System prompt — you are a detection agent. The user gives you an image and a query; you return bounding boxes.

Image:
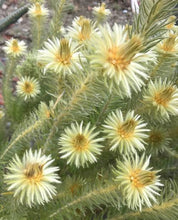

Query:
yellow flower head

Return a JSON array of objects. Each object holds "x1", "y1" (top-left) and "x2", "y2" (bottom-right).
[
  {"x1": 59, "y1": 121, "x2": 104, "y2": 168},
  {"x1": 166, "y1": 15, "x2": 176, "y2": 30},
  {"x1": 113, "y1": 154, "x2": 163, "y2": 210},
  {"x1": 157, "y1": 33, "x2": 178, "y2": 54},
  {"x1": 67, "y1": 16, "x2": 99, "y2": 44},
  {"x1": 143, "y1": 79, "x2": 178, "y2": 119},
  {"x1": 4, "y1": 149, "x2": 60, "y2": 207},
  {"x1": 28, "y1": 3, "x2": 49, "y2": 18},
  {"x1": 3, "y1": 38, "x2": 27, "y2": 57},
  {"x1": 91, "y1": 24, "x2": 153, "y2": 96},
  {"x1": 38, "y1": 38, "x2": 86, "y2": 74},
  {"x1": 16, "y1": 76, "x2": 40, "y2": 100},
  {"x1": 103, "y1": 110, "x2": 149, "y2": 154},
  {"x1": 93, "y1": 3, "x2": 111, "y2": 22},
  {"x1": 38, "y1": 102, "x2": 51, "y2": 119}
]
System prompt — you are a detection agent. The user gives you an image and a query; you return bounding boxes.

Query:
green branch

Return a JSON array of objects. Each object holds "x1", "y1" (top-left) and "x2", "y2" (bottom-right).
[
  {"x1": 164, "y1": 147, "x2": 178, "y2": 159},
  {"x1": 0, "y1": 119, "x2": 42, "y2": 161},
  {"x1": 50, "y1": 0, "x2": 66, "y2": 37},
  {"x1": 150, "y1": 54, "x2": 166, "y2": 78},
  {"x1": 43, "y1": 75, "x2": 91, "y2": 151},
  {"x1": 95, "y1": 94, "x2": 112, "y2": 126},
  {"x1": 109, "y1": 198, "x2": 178, "y2": 220},
  {"x1": 2, "y1": 58, "x2": 16, "y2": 116},
  {"x1": 49, "y1": 184, "x2": 118, "y2": 218}
]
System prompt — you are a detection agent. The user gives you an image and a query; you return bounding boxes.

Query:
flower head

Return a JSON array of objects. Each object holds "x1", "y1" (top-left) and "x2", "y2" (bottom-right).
[
  {"x1": 4, "y1": 149, "x2": 60, "y2": 207},
  {"x1": 166, "y1": 15, "x2": 176, "y2": 30},
  {"x1": 38, "y1": 38, "x2": 85, "y2": 74},
  {"x1": 59, "y1": 121, "x2": 104, "y2": 168},
  {"x1": 103, "y1": 110, "x2": 149, "y2": 154},
  {"x1": 156, "y1": 33, "x2": 178, "y2": 55},
  {"x1": 16, "y1": 76, "x2": 40, "y2": 100},
  {"x1": 143, "y1": 79, "x2": 178, "y2": 119},
  {"x1": 93, "y1": 3, "x2": 111, "y2": 22},
  {"x1": 3, "y1": 38, "x2": 27, "y2": 57},
  {"x1": 28, "y1": 3, "x2": 49, "y2": 18},
  {"x1": 146, "y1": 127, "x2": 170, "y2": 154},
  {"x1": 91, "y1": 24, "x2": 153, "y2": 96},
  {"x1": 67, "y1": 16, "x2": 99, "y2": 44},
  {"x1": 113, "y1": 154, "x2": 163, "y2": 210},
  {"x1": 38, "y1": 102, "x2": 52, "y2": 119}
]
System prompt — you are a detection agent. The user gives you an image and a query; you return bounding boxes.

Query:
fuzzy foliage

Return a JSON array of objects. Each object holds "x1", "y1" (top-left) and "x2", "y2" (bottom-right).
[{"x1": 0, "y1": 0, "x2": 178, "y2": 220}]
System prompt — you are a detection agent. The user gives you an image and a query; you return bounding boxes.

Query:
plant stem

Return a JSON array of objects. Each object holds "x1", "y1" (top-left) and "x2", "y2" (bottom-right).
[
  {"x1": 43, "y1": 75, "x2": 91, "y2": 152},
  {"x1": 2, "y1": 57, "x2": 15, "y2": 115},
  {"x1": 50, "y1": 0, "x2": 66, "y2": 37},
  {"x1": 49, "y1": 184, "x2": 117, "y2": 218},
  {"x1": 109, "y1": 198, "x2": 178, "y2": 220},
  {"x1": 164, "y1": 147, "x2": 178, "y2": 159},
  {"x1": 0, "y1": 119, "x2": 42, "y2": 161},
  {"x1": 0, "y1": 191, "x2": 13, "y2": 196},
  {"x1": 95, "y1": 94, "x2": 112, "y2": 126},
  {"x1": 150, "y1": 54, "x2": 166, "y2": 78},
  {"x1": 36, "y1": 17, "x2": 41, "y2": 49}
]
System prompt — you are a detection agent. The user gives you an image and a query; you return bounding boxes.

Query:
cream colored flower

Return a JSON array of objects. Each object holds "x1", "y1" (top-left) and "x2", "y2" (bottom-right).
[
  {"x1": 4, "y1": 149, "x2": 60, "y2": 207},
  {"x1": 67, "y1": 16, "x2": 99, "y2": 44},
  {"x1": 28, "y1": 3, "x2": 49, "y2": 18},
  {"x1": 93, "y1": 3, "x2": 111, "y2": 22},
  {"x1": 3, "y1": 38, "x2": 27, "y2": 57},
  {"x1": 59, "y1": 121, "x2": 104, "y2": 168},
  {"x1": 113, "y1": 154, "x2": 163, "y2": 210},
  {"x1": 16, "y1": 76, "x2": 40, "y2": 100},
  {"x1": 156, "y1": 33, "x2": 178, "y2": 55},
  {"x1": 38, "y1": 38, "x2": 85, "y2": 74},
  {"x1": 91, "y1": 24, "x2": 153, "y2": 96},
  {"x1": 93, "y1": 3, "x2": 111, "y2": 16},
  {"x1": 143, "y1": 79, "x2": 178, "y2": 119},
  {"x1": 103, "y1": 110, "x2": 149, "y2": 154},
  {"x1": 165, "y1": 16, "x2": 176, "y2": 30}
]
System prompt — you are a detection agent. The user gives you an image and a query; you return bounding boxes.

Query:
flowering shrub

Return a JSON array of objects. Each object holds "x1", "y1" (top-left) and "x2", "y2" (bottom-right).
[{"x1": 0, "y1": 0, "x2": 178, "y2": 219}]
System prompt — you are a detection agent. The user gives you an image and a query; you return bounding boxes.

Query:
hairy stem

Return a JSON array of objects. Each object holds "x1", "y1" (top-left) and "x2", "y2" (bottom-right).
[
  {"x1": 36, "y1": 17, "x2": 42, "y2": 49},
  {"x1": 109, "y1": 198, "x2": 178, "y2": 220},
  {"x1": 150, "y1": 54, "x2": 166, "y2": 78},
  {"x1": 0, "y1": 119, "x2": 42, "y2": 160},
  {"x1": 2, "y1": 58, "x2": 16, "y2": 115},
  {"x1": 164, "y1": 147, "x2": 178, "y2": 159},
  {"x1": 0, "y1": 191, "x2": 13, "y2": 196},
  {"x1": 95, "y1": 94, "x2": 112, "y2": 126},
  {"x1": 50, "y1": 184, "x2": 118, "y2": 218},
  {"x1": 50, "y1": 0, "x2": 66, "y2": 37},
  {"x1": 43, "y1": 75, "x2": 91, "y2": 152}
]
